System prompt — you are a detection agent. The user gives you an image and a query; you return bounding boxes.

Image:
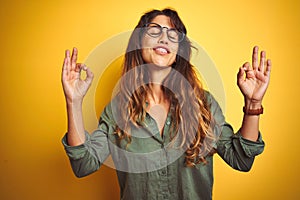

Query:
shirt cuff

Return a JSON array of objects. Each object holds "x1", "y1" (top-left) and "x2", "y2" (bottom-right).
[
  {"x1": 234, "y1": 131, "x2": 265, "y2": 158},
  {"x1": 61, "y1": 131, "x2": 91, "y2": 160}
]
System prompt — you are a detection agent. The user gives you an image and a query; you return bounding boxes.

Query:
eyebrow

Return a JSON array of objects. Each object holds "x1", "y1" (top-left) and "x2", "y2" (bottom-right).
[{"x1": 148, "y1": 22, "x2": 175, "y2": 29}]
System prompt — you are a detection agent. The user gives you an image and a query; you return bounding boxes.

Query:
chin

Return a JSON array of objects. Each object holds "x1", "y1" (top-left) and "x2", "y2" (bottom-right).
[
  {"x1": 152, "y1": 61, "x2": 173, "y2": 68},
  {"x1": 152, "y1": 57, "x2": 176, "y2": 68}
]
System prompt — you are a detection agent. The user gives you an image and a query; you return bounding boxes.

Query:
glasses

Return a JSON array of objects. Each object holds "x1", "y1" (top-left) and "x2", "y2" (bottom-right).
[{"x1": 143, "y1": 23, "x2": 185, "y2": 43}]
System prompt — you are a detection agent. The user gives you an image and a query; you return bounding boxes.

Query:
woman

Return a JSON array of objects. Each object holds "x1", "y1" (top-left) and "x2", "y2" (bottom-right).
[{"x1": 61, "y1": 8, "x2": 271, "y2": 200}]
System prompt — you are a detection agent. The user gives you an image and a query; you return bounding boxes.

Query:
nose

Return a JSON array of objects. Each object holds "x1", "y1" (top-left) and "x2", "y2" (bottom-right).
[{"x1": 158, "y1": 28, "x2": 168, "y2": 44}]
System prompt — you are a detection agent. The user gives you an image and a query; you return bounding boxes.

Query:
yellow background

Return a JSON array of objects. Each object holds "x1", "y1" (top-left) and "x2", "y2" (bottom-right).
[{"x1": 1, "y1": 0, "x2": 299, "y2": 199}]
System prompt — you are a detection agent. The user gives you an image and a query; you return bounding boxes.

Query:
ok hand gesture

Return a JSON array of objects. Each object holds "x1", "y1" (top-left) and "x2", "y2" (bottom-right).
[
  {"x1": 237, "y1": 46, "x2": 271, "y2": 105},
  {"x1": 61, "y1": 48, "x2": 94, "y2": 104}
]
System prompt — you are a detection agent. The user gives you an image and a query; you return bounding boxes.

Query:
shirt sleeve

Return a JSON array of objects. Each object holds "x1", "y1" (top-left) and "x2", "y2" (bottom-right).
[
  {"x1": 61, "y1": 105, "x2": 114, "y2": 178},
  {"x1": 207, "y1": 92, "x2": 265, "y2": 172}
]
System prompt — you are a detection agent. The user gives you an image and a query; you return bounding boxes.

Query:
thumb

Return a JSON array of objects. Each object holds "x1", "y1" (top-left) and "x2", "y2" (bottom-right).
[
  {"x1": 84, "y1": 66, "x2": 94, "y2": 86},
  {"x1": 237, "y1": 66, "x2": 245, "y2": 86}
]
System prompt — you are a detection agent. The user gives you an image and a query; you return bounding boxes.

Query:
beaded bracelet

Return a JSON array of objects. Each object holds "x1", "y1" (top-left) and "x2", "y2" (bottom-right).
[{"x1": 243, "y1": 106, "x2": 264, "y2": 115}]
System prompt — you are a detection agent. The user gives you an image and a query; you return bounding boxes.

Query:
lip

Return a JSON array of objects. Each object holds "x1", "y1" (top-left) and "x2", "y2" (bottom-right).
[{"x1": 153, "y1": 45, "x2": 171, "y2": 54}]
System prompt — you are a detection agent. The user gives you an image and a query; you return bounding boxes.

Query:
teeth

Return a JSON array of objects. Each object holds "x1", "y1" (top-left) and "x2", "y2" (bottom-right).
[{"x1": 156, "y1": 48, "x2": 167, "y2": 54}]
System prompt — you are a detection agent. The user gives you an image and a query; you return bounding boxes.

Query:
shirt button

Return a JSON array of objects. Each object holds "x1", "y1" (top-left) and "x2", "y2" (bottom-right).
[
  {"x1": 161, "y1": 169, "x2": 167, "y2": 176},
  {"x1": 166, "y1": 121, "x2": 170, "y2": 125}
]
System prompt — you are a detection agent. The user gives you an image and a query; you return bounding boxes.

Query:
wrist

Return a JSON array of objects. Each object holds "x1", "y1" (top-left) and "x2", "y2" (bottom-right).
[
  {"x1": 243, "y1": 99, "x2": 263, "y2": 115},
  {"x1": 66, "y1": 98, "x2": 83, "y2": 108},
  {"x1": 244, "y1": 99, "x2": 262, "y2": 110}
]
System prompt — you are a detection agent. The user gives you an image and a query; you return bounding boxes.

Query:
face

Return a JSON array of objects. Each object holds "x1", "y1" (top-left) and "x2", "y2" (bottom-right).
[{"x1": 141, "y1": 15, "x2": 179, "y2": 67}]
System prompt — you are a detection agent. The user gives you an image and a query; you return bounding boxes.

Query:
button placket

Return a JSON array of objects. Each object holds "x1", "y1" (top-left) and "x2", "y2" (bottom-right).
[{"x1": 161, "y1": 169, "x2": 167, "y2": 176}]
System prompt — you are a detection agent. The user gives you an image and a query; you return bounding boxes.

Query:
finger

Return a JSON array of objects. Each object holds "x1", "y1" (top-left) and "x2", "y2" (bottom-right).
[
  {"x1": 62, "y1": 50, "x2": 70, "y2": 81},
  {"x1": 252, "y1": 46, "x2": 259, "y2": 70},
  {"x1": 259, "y1": 50, "x2": 266, "y2": 72},
  {"x1": 64, "y1": 49, "x2": 70, "y2": 69},
  {"x1": 265, "y1": 59, "x2": 272, "y2": 77},
  {"x1": 237, "y1": 66, "x2": 245, "y2": 85},
  {"x1": 84, "y1": 67, "x2": 94, "y2": 86},
  {"x1": 243, "y1": 62, "x2": 256, "y2": 79},
  {"x1": 71, "y1": 47, "x2": 78, "y2": 70},
  {"x1": 65, "y1": 49, "x2": 70, "y2": 65},
  {"x1": 243, "y1": 62, "x2": 251, "y2": 72},
  {"x1": 75, "y1": 63, "x2": 84, "y2": 73},
  {"x1": 62, "y1": 57, "x2": 68, "y2": 81},
  {"x1": 65, "y1": 48, "x2": 70, "y2": 58}
]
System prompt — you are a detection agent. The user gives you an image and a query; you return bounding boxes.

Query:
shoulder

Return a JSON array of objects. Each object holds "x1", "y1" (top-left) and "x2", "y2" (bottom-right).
[
  {"x1": 203, "y1": 90, "x2": 224, "y2": 118},
  {"x1": 203, "y1": 90, "x2": 215, "y2": 105}
]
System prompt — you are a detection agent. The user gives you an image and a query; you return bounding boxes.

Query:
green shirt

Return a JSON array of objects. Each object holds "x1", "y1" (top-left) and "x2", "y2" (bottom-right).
[{"x1": 62, "y1": 92, "x2": 265, "y2": 200}]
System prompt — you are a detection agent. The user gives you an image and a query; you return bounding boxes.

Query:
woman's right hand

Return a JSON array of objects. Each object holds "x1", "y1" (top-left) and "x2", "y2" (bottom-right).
[{"x1": 61, "y1": 47, "x2": 94, "y2": 104}]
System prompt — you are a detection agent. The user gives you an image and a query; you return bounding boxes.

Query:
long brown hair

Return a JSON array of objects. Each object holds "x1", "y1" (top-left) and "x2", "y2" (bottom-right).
[{"x1": 114, "y1": 8, "x2": 216, "y2": 167}]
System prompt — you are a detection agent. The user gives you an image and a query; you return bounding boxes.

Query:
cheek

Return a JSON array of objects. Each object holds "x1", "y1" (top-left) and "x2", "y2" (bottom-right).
[
  {"x1": 141, "y1": 36, "x2": 155, "y2": 62},
  {"x1": 168, "y1": 54, "x2": 177, "y2": 66},
  {"x1": 141, "y1": 48, "x2": 150, "y2": 62},
  {"x1": 141, "y1": 35, "x2": 154, "y2": 49},
  {"x1": 170, "y1": 44, "x2": 179, "y2": 55},
  {"x1": 170, "y1": 45, "x2": 179, "y2": 62}
]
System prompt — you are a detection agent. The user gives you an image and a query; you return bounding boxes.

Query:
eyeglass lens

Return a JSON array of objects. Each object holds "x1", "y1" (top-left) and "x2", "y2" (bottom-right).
[{"x1": 145, "y1": 23, "x2": 183, "y2": 43}]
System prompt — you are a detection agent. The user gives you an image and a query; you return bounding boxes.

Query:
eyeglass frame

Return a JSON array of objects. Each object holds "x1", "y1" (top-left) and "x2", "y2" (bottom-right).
[{"x1": 143, "y1": 23, "x2": 185, "y2": 43}]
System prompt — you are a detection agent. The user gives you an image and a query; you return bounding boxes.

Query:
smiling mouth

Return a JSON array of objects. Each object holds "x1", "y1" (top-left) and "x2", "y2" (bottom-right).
[{"x1": 153, "y1": 47, "x2": 170, "y2": 55}]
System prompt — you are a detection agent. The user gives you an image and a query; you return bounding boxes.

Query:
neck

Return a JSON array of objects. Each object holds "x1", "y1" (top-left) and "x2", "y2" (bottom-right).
[
  {"x1": 147, "y1": 64, "x2": 171, "y2": 83},
  {"x1": 146, "y1": 64, "x2": 171, "y2": 104},
  {"x1": 148, "y1": 84, "x2": 165, "y2": 104}
]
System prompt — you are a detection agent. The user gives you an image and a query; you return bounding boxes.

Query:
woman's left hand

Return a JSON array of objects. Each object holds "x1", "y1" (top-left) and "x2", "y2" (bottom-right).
[{"x1": 237, "y1": 46, "x2": 271, "y2": 105}]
